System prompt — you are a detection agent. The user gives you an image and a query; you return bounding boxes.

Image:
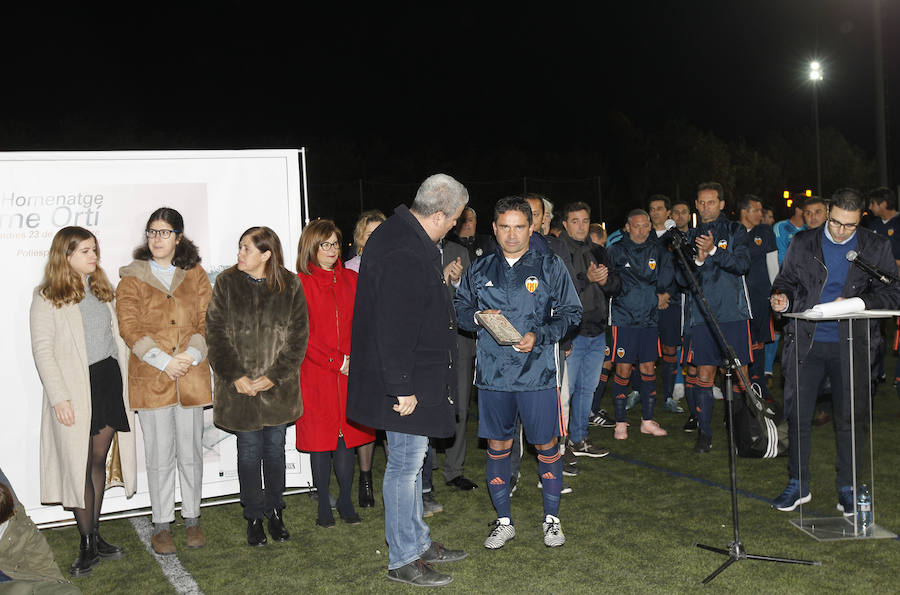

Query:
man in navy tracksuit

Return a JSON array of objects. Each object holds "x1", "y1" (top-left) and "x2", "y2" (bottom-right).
[
  {"x1": 770, "y1": 188, "x2": 900, "y2": 513},
  {"x1": 607, "y1": 209, "x2": 674, "y2": 439},
  {"x1": 681, "y1": 182, "x2": 752, "y2": 453},
  {"x1": 454, "y1": 197, "x2": 581, "y2": 550},
  {"x1": 737, "y1": 194, "x2": 778, "y2": 398}
]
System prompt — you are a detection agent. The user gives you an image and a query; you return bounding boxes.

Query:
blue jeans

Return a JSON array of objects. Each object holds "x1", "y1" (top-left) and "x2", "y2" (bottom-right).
[
  {"x1": 384, "y1": 431, "x2": 430, "y2": 570},
  {"x1": 567, "y1": 334, "x2": 607, "y2": 443},
  {"x1": 235, "y1": 424, "x2": 287, "y2": 520}
]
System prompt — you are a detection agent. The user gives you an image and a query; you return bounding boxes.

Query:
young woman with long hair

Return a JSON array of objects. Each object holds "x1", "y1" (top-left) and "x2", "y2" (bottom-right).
[{"x1": 30, "y1": 226, "x2": 135, "y2": 577}]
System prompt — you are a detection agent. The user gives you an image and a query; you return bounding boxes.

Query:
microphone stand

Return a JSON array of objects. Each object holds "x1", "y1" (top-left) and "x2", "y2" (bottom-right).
[{"x1": 666, "y1": 230, "x2": 820, "y2": 584}]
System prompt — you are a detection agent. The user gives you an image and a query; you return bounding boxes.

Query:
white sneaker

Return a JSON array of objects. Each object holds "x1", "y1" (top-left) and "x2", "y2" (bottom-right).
[
  {"x1": 543, "y1": 515, "x2": 565, "y2": 547},
  {"x1": 713, "y1": 386, "x2": 723, "y2": 400},
  {"x1": 484, "y1": 519, "x2": 516, "y2": 549},
  {"x1": 673, "y1": 383, "x2": 685, "y2": 400}
]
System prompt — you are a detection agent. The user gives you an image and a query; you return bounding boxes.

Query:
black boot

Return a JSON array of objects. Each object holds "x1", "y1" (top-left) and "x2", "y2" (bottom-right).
[
  {"x1": 247, "y1": 518, "x2": 267, "y2": 547},
  {"x1": 70, "y1": 534, "x2": 100, "y2": 577},
  {"x1": 267, "y1": 509, "x2": 290, "y2": 542},
  {"x1": 94, "y1": 529, "x2": 125, "y2": 560},
  {"x1": 358, "y1": 470, "x2": 375, "y2": 508}
]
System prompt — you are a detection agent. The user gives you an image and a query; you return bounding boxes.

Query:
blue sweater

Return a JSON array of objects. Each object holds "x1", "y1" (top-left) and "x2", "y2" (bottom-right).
[{"x1": 816, "y1": 227, "x2": 858, "y2": 342}]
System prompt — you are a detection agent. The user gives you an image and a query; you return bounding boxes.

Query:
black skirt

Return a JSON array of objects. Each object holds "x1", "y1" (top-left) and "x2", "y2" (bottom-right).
[{"x1": 89, "y1": 356, "x2": 130, "y2": 436}]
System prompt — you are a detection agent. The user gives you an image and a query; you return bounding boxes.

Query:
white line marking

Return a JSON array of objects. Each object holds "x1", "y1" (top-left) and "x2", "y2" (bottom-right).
[{"x1": 130, "y1": 517, "x2": 204, "y2": 595}]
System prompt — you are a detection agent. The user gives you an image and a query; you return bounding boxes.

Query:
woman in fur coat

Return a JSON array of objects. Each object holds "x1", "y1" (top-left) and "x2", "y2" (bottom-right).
[{"x1": 206, "y1": 226, "x2": 309, "y2": 547}]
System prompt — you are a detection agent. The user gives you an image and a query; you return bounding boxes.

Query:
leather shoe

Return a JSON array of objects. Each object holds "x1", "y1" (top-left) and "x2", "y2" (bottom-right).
[
  {"x1": 247, "y1": 518, "x2": 267, "y2": 546},
  {"x1": 340, "y1": 512, "x2": 362, "y2": 525},
  {"x1": 315, "y1": 517, "x2": 336, "y2": 528},
  {"x1": 420, "y1": 541, "x2": 467, "y2": 563},
  {"x1": 267, "y1": 509, "x2": 290, "y2": 542},
  {"x1": 185, "y1": 525, "x2": 206, "y2": 548},
  {"x1": 358, "y1": 470, "x2": 375, "y2": 508},
  {"x1": 93, "y1": 529, "x2": 124, "y2": 559},
  {"x1": 387, "y1": 559, "x2": 452, "y2": 587},
  {"x1": 70, "y1": 534, "x2": 100, "y2": 577},
  {"x1": 445, "y1": 475, "x2": 478, "y2": 491},
  {"x1": 151, "y1": 529, "x2": 176, "y2": 556}
]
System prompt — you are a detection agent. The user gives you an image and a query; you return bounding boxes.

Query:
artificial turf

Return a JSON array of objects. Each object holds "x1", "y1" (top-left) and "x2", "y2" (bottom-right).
[{"x1": 41, "y1": 368, "x2": 900, "y2": 594}]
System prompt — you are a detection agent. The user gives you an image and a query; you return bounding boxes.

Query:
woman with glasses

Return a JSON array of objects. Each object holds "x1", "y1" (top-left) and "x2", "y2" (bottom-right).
[
  {"x1": 295, "y1": 220, "x2": 374, "y2": 527},
  {"x1": 116, "y1": 208, "x2": 212, "y2": 555},
  {"x1": 30, "y1": 226, "x2": 136, "y2": 576},
  {"x1": 206, "y1": 227, "x2": 309, "y2": 546}
]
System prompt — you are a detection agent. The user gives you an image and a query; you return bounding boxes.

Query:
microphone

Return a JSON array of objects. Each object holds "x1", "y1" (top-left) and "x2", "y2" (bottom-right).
[
  {"x1": 846, "y1": 250, "x2": 895, "y2": 286},
  {"x1": 663, "y1": 219, "x2": 690, "y2": 247}
]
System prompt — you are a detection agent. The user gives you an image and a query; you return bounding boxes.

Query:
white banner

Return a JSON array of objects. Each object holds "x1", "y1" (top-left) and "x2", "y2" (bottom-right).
[{"x1": 0, "y1": 150, "x2": 313, "y2": 525}]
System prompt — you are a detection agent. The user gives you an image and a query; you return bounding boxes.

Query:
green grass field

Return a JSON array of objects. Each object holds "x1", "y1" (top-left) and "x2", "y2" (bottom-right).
[{"x1": 41, "y1": 371, "x2": 900, "y2": 594}]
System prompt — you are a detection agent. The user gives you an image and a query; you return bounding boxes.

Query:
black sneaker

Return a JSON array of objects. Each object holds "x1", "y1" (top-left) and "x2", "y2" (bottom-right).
[
  {"x1": 683, "y1": 415, "x2": 698, "y2": 433},
  {"x1": 562, "y1": 448, "x2": 578, "y2": 476},
  {"x1": 693, "y1": 432, "x2": 712, "y2": 454},
  {"x1": 567, "y1": 439, "x2": 610, "y2": 458},
  {"x1": 589, "y1": 409, "x2": 616, "y2": 428}
]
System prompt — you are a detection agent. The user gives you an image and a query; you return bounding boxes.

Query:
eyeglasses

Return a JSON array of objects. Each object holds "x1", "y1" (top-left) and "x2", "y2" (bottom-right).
[
  {"x1": 319, "y1": 241, "x2": 340, "y2": 251},
  {"x1": 146, "y1": 229, "x2": 178, "y2": 239},
  {"x1": 827, "y1": 218, "x2": 859, "y2": 231}
]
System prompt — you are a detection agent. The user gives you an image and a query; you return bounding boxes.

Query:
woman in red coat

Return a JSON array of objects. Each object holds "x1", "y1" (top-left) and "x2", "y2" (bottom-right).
[{"x1": 296, "y1": 220, "x2": 375, "y2": 527}]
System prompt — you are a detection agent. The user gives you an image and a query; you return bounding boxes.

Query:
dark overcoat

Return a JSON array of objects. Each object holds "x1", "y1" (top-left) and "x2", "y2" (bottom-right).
[
  {"x1": 207, "y1": 266, "x2": 309, "y2": 433},
  {"x1": 346, "y1": 205, "x2": 458, "y2": 438}
]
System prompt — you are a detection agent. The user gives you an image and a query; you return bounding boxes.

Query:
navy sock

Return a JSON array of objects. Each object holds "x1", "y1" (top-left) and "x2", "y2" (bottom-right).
[
  {"x1": 613, "y1": 374, "x2": 630, "y2": 422},
  {"x1": 486, "y1": 448, "x2": 512, "y2": 520},
  {"x1": 661, "y1": 354, "x2": 678, "y2": 400},
  {"x1": 685, "y1": 371, "x2": 697, "y2": 417},
  {"x1": 640, "y1": 372, "x2": 657, "y2": 420},
  {"x1": 536, "y1": 445, "x2": 562, "y2": 518},
  {"x1": 592, "y1": 367, "x2": 611, "y2": 413},
  {"x1": 695, "y1": 381, "x2": 714, "y2": 436}
]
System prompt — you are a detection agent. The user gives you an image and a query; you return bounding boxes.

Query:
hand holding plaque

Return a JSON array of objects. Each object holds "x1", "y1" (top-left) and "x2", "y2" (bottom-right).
[{"x1": 475, "y1": 310, "x2": 524, "y2": 346}]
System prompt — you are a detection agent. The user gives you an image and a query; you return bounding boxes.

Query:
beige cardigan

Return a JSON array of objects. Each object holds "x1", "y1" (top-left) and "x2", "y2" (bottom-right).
[{"x1": 29, "y1": 289, "x2": 136, "y2": 508}]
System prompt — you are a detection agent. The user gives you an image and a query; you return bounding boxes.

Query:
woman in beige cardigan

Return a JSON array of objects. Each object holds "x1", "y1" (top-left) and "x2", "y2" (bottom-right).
[{"x1": 29, "y1": 226, "x2": 136, "y2": 578}]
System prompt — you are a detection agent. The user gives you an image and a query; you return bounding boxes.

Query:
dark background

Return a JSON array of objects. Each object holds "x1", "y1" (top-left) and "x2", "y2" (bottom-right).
[{"x1": 1, "y1": 1, "x2": 896, "y2": 235}]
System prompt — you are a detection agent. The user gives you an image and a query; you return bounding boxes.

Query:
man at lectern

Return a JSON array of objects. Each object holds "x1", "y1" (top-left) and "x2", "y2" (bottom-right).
[{"x1": 769, "y1": 188, "x2": 900, "y2": 514}]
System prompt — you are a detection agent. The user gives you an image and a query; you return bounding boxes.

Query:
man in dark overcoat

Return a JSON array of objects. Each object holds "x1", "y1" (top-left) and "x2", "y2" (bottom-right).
[{"x1": 347, "y1": 173, "x2": 469, "y2": 587}]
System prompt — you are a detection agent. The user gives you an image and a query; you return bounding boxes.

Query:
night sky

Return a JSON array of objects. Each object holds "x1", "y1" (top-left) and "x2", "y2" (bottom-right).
[{"x1": 2, "y1": 1, "x2": 897, "y2": 214}]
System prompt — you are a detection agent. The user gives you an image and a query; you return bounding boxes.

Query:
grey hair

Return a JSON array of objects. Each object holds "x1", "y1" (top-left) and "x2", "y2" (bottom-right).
[
  {"x1": 542, "y1": 198, "x2": 554, "y2": 219},
  {"x1": 627, "y1": 208, "x2": 650, "y2": 222},
  {"x1": 411, "y1": 174, "x2": 469, "y2": 217}
]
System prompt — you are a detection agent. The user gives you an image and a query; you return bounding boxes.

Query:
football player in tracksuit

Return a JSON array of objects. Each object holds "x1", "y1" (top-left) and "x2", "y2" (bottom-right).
[
  {"x1": 607, "y1": 209, "x2": 674, "y2": 439},
  {"x1": 454, "y1": 197, "x2": 582, "y2": 550},
  {"x1": 680, "y1": 182, "x2": 752, "y2": 454}
]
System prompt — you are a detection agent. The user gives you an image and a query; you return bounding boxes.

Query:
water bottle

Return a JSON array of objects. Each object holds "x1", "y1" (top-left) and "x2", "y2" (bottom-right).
[{"x1": 856, "y1": 484, "x2": 872, "y2": 535}]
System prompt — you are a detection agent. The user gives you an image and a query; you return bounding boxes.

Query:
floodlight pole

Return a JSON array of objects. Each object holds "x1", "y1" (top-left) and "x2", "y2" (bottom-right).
[{"x1": 810, "y1": 61, "x2": 823, "y2": 196}]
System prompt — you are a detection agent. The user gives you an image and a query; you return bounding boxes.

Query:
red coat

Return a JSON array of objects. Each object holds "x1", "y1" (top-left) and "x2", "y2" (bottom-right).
[{"x1": 296, "y1": 261, "x2": 375, "y2": 451}]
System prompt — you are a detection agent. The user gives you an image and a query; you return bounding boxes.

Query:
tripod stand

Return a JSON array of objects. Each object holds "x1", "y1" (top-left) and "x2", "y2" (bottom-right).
[{"x1": 666, "y1": 227, "x2": 820, "y2": 584}]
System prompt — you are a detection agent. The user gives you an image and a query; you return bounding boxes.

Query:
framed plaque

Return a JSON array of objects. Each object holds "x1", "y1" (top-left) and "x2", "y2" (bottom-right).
[{"x1": 475, "y1": 311, "x2": 523, "y2": 346}]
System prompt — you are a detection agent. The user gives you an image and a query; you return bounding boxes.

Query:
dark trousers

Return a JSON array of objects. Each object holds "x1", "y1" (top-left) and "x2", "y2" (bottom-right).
[
  {"x1": 786, "y1": 341, "x2": 867, "y2": 492},
  {"x1": 442, "y1": 334, "x2": 476, "y2": 482},
  {"x1": 236, "y1": 424, "x2": 287, "y2": 519}
]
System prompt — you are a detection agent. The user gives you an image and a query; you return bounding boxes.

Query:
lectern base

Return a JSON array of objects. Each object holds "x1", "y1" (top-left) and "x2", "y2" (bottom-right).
[{"x1": 790, "y1": 516, "x2": 897, "y2": 541}]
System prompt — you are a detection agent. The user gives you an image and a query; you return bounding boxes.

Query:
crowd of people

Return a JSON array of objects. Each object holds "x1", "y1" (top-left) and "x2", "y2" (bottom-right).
[{"x1": 18, "y1": 173, "x2": 900, "y2": 588}]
